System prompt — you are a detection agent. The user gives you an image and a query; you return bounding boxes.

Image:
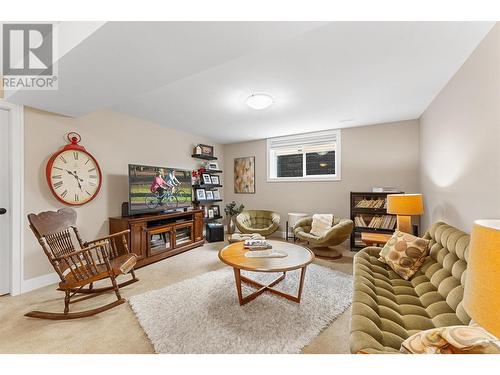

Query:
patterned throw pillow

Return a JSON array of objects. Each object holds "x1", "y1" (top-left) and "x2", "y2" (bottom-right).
[
  {"x1": 400, "y1": 325, "x2": 500, "y2": 354},
  {"x1": 378, "y1": 230, "x2": 430, "y2": 280}
]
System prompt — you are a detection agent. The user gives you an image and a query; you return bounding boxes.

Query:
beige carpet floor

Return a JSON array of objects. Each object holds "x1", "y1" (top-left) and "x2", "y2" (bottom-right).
[{"x1": 0, "y1": 240, "x2": 354, "y2": 354}]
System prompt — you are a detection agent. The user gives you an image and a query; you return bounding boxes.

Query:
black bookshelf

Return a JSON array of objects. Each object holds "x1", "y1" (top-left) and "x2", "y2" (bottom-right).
[{"x1": 350, "y1": 191, "x2": 403, "y2": 250}]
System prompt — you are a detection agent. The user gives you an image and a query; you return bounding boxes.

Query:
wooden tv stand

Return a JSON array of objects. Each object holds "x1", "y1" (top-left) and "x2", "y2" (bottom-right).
[{"x1": 109, "y1": 209, "x2": 204, "y2": 268}]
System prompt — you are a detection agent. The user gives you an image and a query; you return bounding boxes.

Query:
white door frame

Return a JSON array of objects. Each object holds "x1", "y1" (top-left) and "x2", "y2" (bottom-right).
[{"x1": 0, "y1": 100, "x2": 24, "y2": 296}]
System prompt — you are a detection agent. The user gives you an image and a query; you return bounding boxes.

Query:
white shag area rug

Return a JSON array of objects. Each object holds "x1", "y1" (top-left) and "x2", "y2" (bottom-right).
[{"x1": 129, "y1": 264, "x2": 353, "y2": 353}]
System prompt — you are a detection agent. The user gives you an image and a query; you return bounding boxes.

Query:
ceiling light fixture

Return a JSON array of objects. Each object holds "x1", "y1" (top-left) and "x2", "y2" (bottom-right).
[{"x1": 246, "y1": 93, "x2": 274, "y2": 110}]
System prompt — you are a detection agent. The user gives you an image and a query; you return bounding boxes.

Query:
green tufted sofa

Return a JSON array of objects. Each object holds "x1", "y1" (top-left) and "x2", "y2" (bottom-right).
[
  {"x1": 235, "y1": 210, "x2": 281, "y2": 237},
  {"x1": 350, "y1": 222, "x2": 471, "y2": 353}
]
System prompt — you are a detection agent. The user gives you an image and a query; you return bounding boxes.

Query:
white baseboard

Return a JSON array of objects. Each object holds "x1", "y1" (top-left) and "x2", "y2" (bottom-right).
[{"x1": 21, "y1": 272, "x2": 59, "y2": 294}]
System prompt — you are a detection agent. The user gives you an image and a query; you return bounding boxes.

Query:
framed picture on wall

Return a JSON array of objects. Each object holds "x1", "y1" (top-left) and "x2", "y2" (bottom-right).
[
  {"x1": 234, "y1": 156, "x2": 255, "y2": 194},
  {"x1": 213, "y1": 189, "x2": 221, "y2": 199},
  {"x1": 202, "y1": 173, "x2": 212, "y2": 185},
  {"x1": 206, "y1": 162, "x2": 219, "y2": 170},
  {"x1": 210, "y1": 175, "x2": 220, "y2": 185},
  {"x1": 212, "y1": 205, "x2": 220, "y2": 217},
  {"x1": 208, "y1": 209, "x2": 214, "y2": 218},
  {"x1": 196, "y1": 189, "x2": 206, "y2": 200},
  {"x1": 200, "y1": 144, "x2": 214, "y2": 157},
  {"x1": 206, "y1": 190, "x2": 214, "y2": 200}
]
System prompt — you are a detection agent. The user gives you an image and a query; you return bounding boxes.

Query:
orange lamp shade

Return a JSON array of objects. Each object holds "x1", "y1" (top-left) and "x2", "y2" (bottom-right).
[
  {"x1": 386, "y1": 194, "x2": 424, "y2": 215},
  {"x1": 463, "y1": 220, "x2": 500, "y2": 337}
]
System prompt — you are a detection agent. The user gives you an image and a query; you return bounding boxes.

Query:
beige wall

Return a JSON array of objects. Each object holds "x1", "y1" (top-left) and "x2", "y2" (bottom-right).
[
  {"x1": 23, "y1": 24, "x2": 499, "y2": 282},
  {"x1": 24, "y1": 107, "x2": 223, "y2": 280},
  {"x1": 223, "y1": 120, "x2": 420, "y2": 235},
  {"x1": 420, "y1": 24, "x2": 500, "y2": 232}
]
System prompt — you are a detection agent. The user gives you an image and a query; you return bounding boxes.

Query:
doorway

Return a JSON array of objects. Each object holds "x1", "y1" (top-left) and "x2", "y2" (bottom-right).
[
  {"x1": 0, "y1": 108, "x2": 10, "y2": 295},
  {"x1": 0, "y1": 101, "x2": 23, "y2": 296}
]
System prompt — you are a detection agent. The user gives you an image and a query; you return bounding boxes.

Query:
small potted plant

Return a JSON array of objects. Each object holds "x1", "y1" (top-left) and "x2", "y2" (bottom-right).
[{"x1": 224, "y1": 201, "x2": 244, "y2": 234}]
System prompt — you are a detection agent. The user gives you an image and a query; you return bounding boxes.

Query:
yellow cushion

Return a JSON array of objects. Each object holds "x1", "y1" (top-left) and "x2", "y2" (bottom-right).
[
  {"x1": 401, "y1": 324, "x2": 500, "y2": 354},
  {"x1": 118, "y1": 254, "x2": 137, "y2": 274},
  {"x1": 379, "y1": 231, "x2": 430, "y2": 280}
]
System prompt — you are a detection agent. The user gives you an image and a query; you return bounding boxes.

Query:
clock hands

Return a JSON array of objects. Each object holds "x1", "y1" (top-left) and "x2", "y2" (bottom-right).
[
  {"x1": 66, "y1": 169, "x2": 84, "y2": 191},
  {"x1": 65, "y1": 169, "x2": 84, "y2": 181}
]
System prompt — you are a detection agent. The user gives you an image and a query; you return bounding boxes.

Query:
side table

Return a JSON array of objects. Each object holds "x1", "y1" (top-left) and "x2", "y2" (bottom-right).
[
  {"x1": 361, "y1": 232, "x2": 392, "y2": 247},
  {"x1": 286, "y1": 212, "x2": 309, "y2": 242}
]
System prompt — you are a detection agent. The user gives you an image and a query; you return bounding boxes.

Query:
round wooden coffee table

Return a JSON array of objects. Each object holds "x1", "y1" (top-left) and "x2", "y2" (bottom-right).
[{"x1": 218, "y1": 240, "x2": 314, "y2": 305}]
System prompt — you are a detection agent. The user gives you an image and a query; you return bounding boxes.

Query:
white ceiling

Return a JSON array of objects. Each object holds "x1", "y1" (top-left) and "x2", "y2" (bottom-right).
[{"x1": 7, "y1": 21, "x2": 495, "y2": 144}]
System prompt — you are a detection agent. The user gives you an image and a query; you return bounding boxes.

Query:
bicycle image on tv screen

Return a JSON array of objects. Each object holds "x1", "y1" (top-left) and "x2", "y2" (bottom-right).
[{"x1": 128, "y1": 165, "x2": 192, "y2": 213}]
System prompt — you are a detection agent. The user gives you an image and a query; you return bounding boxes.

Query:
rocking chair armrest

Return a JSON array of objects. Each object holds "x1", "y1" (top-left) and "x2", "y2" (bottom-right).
[
  {"x1": 54, "y1": 243, "x2": 110, "y2": 263},
  {"x1": 84, "y1": 230, "x2": 131, "y2": 250}
]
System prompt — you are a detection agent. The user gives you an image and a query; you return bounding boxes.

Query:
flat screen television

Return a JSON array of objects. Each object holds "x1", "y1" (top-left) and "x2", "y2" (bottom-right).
[{"x1": 128, "y1": 164, "x2": 193, "y2": 215}]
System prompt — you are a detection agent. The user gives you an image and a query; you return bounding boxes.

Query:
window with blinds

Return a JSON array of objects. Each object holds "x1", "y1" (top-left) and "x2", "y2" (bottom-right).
[{"x1": 266, "y1": 129, "x2": 341, "y2": 181}]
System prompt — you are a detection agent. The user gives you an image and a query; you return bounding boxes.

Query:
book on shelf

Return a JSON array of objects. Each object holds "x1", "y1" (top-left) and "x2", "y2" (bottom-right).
[
  {"x1": 355, "y1": 214, "x2": 396, "y2": 230},
  {"x1": 354, "y1": 215, "x2": 367, "y2": 227},
  {"x1": 355, "y1": 198, "x2": 386, "y2": 209}
]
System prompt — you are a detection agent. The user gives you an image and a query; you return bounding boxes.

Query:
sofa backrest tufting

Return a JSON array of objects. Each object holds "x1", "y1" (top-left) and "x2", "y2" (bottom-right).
[{"x1": 422, "y1": 222, "x2": 471, "y2": 324}]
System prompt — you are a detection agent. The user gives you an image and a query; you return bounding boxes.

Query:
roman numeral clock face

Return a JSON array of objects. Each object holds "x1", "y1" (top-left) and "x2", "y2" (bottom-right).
[{"x1": 48, "y1": 149, "x2": 101, "y2": 205}]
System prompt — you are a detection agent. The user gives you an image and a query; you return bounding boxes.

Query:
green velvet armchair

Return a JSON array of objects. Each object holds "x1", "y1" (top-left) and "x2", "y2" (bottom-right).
[
  {"x1": 235, "y1": 210, "x2": 281, "y2": 237},
  {"x1": 293, "y1": 216, "x2": 353, "y2": 258}
]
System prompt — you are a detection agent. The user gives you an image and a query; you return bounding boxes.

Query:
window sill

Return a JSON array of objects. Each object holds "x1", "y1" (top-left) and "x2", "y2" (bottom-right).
[{"x1": 267, "y1": 176, "x2": 341, "y2": 183}]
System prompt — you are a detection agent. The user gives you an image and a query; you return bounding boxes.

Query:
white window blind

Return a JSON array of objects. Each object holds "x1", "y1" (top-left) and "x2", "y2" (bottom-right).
[{"x1": 267, "y1": 129, "x2": 341, "y2": 182}]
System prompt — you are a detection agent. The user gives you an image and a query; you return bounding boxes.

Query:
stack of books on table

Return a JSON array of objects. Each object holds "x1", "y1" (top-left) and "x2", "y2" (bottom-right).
[{"x1": 244, "y1": 239, "x2": 272, "y2": 250}]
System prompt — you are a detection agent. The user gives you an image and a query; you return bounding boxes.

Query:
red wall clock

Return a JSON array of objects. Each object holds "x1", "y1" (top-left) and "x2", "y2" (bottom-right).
[{"x1": 46, "y1": 132, "x2": 102, "y2": 206}]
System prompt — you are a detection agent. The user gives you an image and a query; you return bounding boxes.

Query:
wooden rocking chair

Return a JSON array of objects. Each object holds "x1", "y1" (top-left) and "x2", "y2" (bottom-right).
[{"x1": 27, "y1": 208, "x2": 139, "y2": 320}]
